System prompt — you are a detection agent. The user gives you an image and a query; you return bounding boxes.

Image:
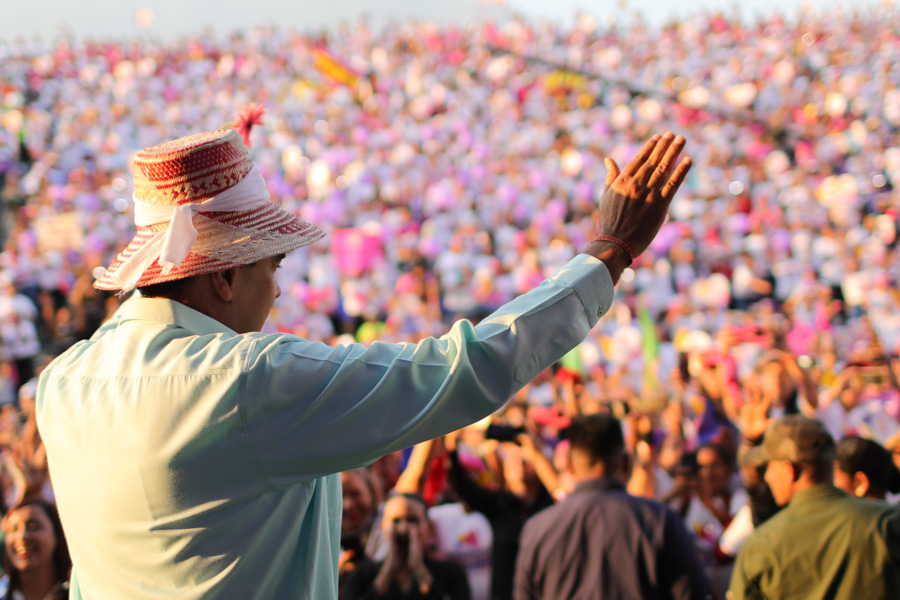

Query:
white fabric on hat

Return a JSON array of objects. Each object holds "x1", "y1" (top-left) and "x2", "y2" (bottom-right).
[{"x1": 111, "y1": 164, "x2": 270, "y2": 291}]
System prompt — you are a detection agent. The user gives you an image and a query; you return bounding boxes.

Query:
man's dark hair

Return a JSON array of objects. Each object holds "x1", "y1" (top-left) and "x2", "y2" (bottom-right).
[
  {"x1": 136, "y1": 261, "x2": 262, "y2": 299},
  {"x1": 136, "y1": 277, "x2": 194, "y2": 299},
  {"x1": 804, "y1": 457, "x2": 836, "y2": 483},
  {"x1": 764, "y1": 415, "x2": 836, "y2": 482},
  {"x1": 836, "y1": 436, "x2": 900, "y2": 494},
  {"x1": 565, "y1": 413, "x2": 625, "y2": 465}
]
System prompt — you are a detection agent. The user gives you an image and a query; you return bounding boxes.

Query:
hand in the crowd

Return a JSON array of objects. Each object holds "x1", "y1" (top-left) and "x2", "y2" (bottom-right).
[
  {"x1": 584, "y1": 133, "x2": 691, "y2": 275},
  {"x1": 338, "y1": 548, "x2": 357, "y2": 579},
  {"x1": 818, "y1": 365, "x2": 859, "y2": 410},
  {"x1": 664, "y1": 466, "x2": 698, "y2": 504},
  {"x1": 405, "y1": 522, "x2": 426, "y2": 572},
  {"x1": 378, "y1": 520, "x2": 432, "y2": 593},
  {"x1": 379, "y1": 521, "x2": 407, "y2": 579},
  {"x1": 375, "y1": 522, "x2": 403, "y2": 594},
  {"x1": 740, "y1": 379, "x2": 773, "y2": 441},
  {"x1": 834, "y1": 365, "x2": 861, "y2": 392},
  {"x1": 634, "y1": 439, "x2": 654, "y2": 468},
  {"x1": 1, "y1": 438, "x2": 48, "y2": 506},
  {"x1": 407, "y1": 522, "x2": 434, "y2": 594},
  {"x1": 443, "y1": 428, "x2": 462, "y2": 453},
  {"x1": 517, "y1": 414, "x2": 546, "y2": 456},
  {"x1": 13, "y1": 439, "x2": 48, "y2": 499},
  {"x1": 516, "y1": 431, "x2": 539, "y2": 463},
  {"x1": 0, "y1": 413, "x2": 16, "y2": 449}
]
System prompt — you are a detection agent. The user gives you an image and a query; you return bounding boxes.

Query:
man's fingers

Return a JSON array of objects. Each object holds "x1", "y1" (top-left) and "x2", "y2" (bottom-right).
[
  {"x1": 621, "y1": 134, "x2": 661, "y2": 177},
  {"x1": 661, "y1": 157, "x2": 693, "y2": 201},
  {"x1": 634, "y1": 132, "x2": 675, "y2": 187},
  {"x1": 604, "y1": 157, "x2": 621, "y2": 187},
  {"x1": 647, "y1": 136, "x2": 685, "y2": 189}
]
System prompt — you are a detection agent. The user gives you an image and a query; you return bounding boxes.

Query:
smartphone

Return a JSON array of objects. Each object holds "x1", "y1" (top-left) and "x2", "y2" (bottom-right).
[{"x1": 485, "y1": 424, "x2": 526, "y2": 443}]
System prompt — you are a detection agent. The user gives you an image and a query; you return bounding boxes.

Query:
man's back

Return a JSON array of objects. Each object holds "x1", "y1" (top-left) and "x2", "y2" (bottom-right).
[
  {"x1": 514, "y1": 478, "x2": 710, "y2": 600},
  {"x1": 40, "y1": 255, "x2": 614, "y2": 599},
  {"x1": 38, "y1": 298, "x2": 348, "y2": 599},
  {"x1": 730, "y1": 483, "x2": 900, "y2": 600}
]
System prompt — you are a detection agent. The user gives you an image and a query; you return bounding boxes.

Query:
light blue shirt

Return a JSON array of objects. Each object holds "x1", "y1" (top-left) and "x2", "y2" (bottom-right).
[{"x1": 37, "y1": 254, "x2": 613, "y2": 599}]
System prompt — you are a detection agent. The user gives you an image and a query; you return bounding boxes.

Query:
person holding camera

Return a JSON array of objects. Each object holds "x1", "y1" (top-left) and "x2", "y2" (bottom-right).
[
  {"x1": 340, "y1": 493, "x2": 470, "y2": 600},
  {"x1": 443, "y1": 427, "x2": 553, "y2": 600}
]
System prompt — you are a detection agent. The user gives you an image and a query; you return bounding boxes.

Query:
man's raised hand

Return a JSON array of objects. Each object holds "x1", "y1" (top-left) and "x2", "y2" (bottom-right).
[{"x1": 585, "y1": 133, "x2": 691, "y2": 280}]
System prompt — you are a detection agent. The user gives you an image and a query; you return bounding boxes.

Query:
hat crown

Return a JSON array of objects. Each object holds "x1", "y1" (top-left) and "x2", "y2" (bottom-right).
[
  {"x1": 133, "y1": 129, "x2": 252, "y2": 206},
  {"x1": 764, "y1": 415, "x2": 834, "y2": 463},
  {"x1": 95, "y1": 127, "x2": 326, "y2": 292}
]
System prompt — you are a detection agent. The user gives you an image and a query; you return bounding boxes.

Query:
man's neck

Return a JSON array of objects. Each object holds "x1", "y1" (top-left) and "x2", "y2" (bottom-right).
[
  {"x1": 788, "y1": 477, "x2": 832, "y2": 503},
  {"x1": 573, "y1": 459, "x2": 620, "y2": 483},
  {"x1": 574, "y1": 471, "x2": 621, "y2": 485}
]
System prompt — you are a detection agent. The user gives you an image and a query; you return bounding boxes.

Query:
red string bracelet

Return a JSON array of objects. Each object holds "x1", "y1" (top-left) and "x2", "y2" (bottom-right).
[{"x1": 591, "y1": 234, "x2": 634, "y2": 265}]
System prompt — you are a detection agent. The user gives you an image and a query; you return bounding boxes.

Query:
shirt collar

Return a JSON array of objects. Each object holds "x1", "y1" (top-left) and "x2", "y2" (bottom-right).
[
  {"x1": 789, "y1": 482, "x2": 845, "y2": 505},
  {"x1": 117, "y1": 296, "x2": 238, "y2": 337},
  {"x1": 572, "y1": 476, "x2": 626, "y2": 494}
]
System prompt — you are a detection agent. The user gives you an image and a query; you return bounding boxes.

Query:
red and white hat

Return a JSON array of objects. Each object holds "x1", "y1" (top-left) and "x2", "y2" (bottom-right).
[{"x1": 94, "y1": 127, "x2": 324, "y2": 292}]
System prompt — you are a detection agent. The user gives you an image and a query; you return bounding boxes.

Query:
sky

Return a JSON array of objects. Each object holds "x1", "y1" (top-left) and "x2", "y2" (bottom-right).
[{"x1": 1, "y1": 0, "x2": 870, "y2": 43}]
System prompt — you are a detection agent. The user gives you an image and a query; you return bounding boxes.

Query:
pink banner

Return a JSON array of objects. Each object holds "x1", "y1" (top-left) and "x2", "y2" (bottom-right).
[{"x1": 331, "y1": 228, "x2": 384, "y2": 277}]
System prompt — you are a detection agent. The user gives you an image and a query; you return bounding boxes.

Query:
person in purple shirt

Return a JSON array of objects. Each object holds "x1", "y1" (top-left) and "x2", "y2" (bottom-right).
[{"x1": 514, "y1": 413, "x2": 712, "y2": 600}]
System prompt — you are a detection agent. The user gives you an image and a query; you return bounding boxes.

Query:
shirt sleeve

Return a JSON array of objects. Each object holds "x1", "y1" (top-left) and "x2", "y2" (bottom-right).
[
  {"x1": 240, "y1": 255, "x2": 614, "y2": 487},
  {"x1": 879, "y1": 507, "x2": 900, "y2": 582}
]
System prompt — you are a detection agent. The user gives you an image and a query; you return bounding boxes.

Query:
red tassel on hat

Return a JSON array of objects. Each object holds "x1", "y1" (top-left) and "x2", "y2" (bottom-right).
[{"x1": 233, "y1": 102, "x2": 265, "y2": 148}]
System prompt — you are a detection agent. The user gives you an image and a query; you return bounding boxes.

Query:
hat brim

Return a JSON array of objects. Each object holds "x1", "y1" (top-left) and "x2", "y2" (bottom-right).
[
  {"x1": 94, "y1": 203, "x2": 325, "y2": 291},
  {"x1": 738, "y1": 445, "x2": 768, "y2": 468}
]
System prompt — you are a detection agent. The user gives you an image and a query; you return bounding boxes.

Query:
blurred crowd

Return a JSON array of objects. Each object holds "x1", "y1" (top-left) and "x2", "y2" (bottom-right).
[{"x1": 2, "y1": 5, "x2": 900, "y2": 599}]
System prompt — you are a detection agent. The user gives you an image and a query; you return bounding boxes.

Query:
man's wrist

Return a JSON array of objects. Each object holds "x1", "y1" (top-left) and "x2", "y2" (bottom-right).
[{"x1": 581, "y1": 239, "x2": 631, "y2": 284}]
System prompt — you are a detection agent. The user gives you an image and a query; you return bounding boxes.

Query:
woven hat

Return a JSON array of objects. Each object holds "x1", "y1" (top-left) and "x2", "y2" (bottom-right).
[{"x1": 94, "y1": 127, "x2": 324, "y2": 291}]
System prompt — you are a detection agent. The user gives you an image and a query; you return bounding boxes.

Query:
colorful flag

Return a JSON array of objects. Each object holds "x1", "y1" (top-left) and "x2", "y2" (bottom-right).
[
  {"x1": 638, "y1": 304, "x2": 661, "y2": 397},
  {"x1": 313, "y1": 47, "x2": 360, "y2": 88},
  {"x1": 543, "y1": 70, "x2": 588, "y2": 95}
]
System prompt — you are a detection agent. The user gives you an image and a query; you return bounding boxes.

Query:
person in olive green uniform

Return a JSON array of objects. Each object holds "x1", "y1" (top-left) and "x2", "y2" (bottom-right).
[{"x1": 729, "y1": 416, "x2": 900, "y2": 600}]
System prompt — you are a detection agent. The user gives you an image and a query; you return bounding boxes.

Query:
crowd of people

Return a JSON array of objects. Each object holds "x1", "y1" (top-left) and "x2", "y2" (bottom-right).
[{"x1": 2, "y1": 5, "x2": 900, "y2": 599}]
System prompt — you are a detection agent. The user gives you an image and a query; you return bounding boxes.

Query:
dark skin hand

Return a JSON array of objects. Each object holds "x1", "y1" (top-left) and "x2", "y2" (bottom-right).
[{"x1": 582, "y1": 132, "x2": 692, "y2": 283}]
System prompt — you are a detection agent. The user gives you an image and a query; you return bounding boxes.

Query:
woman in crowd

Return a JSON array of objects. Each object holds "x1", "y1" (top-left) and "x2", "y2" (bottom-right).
[
  {"x1": 341, "y1": 469, "x2": 381, "y2": 596},
  {"x1": 0, "y1": 498, "x2": 70, "y2": 600},
  {"x1": 834, "y1": 436, "x2": 900, "y2": 501}
]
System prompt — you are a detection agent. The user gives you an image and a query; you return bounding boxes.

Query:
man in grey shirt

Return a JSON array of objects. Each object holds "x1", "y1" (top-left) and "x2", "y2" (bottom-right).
[{"x1": 514, "y1": 414, "x2": 712, "y2": 600}]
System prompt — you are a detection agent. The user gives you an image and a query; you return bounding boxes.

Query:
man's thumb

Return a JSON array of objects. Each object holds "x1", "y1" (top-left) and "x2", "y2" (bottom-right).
[{"x1": 604, "y1": 157, "x2": 620, "y2": 188}]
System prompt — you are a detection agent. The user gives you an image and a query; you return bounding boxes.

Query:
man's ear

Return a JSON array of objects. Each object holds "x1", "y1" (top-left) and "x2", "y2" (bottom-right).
[
  {"x1": 790, "y1": 461, "x2": 802, "y2": 483},
  {"x1": 209, "y1": 268, "x2": 237, "y2": 303},
  {"x1": 565, "y1": 450, "x2": 576, "y2": 476},
  {"x1": 852, "y1": 471, "x2": 870, "y2": 497}
]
